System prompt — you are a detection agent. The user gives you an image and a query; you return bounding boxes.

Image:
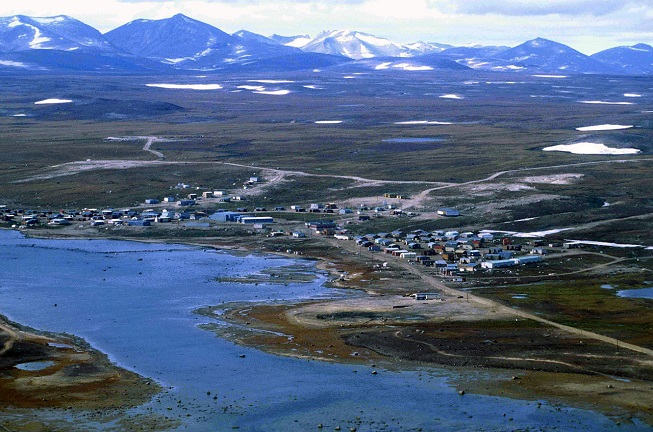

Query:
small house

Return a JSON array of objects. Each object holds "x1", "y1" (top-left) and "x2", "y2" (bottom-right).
[
  {"x1": 240, "y1": 216, "x2": 273, "y2": 224},
  {"x1": 438, "y1": 208, "x2": 460, "y2": 217}
]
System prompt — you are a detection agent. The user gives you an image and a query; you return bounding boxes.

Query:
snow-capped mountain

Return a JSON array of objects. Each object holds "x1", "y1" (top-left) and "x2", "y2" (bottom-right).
[
  {"x1": 105, "y1": 14, "x2": 233, "y2": 61},
  {"x1": 105, "y1": 14, "x2": 305, "y2": 70},
  {"x1": 233, "y1": 30, "x2": 278, "y2": 46},
  {"x1": 269, "y1": 34, "x2": 312, "y2": 48},
  {"x1": 1, "y1": 14, "x2": 652, "y2": 75},
  {"x1": 283, "y1": 30, "x2": 453, "y2": 59},
  {"x1": 489, "y1": 37, "x2": 615, "y2": 74},
  {"x1": 403, "y1": 41, "x2": 453, "y2": 56},
  {"x1": 437, "y1": 45, "x2": 510, "y2": 69},
  {"x1": 591, "y1": 43, "x2": 653, "y2": 75},
  {"x1": 0, "y1": 15, "x2": 116, "y2": 53},
  {"x1": 300, "y1": 30, "x2": 409, "y2": 59}
]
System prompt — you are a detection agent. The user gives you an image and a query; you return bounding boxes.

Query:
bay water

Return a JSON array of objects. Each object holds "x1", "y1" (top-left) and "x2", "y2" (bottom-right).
[{"x1": 0, "y1": 230, "x2": 646, "y2": 431}]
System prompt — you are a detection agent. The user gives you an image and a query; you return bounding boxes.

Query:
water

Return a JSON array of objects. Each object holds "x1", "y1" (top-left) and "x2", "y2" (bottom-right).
[
  {"x1": 382, "y1": 137, "x2": 446, "y2": 143},
  {"x1": 0, "y1": 229, "x2": 647, "y2": 431},
  {"x1": 15, "y1": 361, "x2": 55, "y2": 371},
  {"x1": 617, "y1": 287, "x2": 653, "y2": 299}
]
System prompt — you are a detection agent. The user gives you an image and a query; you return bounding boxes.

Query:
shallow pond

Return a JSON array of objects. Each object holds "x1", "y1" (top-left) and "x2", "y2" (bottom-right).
[{"x1": 617, "y1": 287, "x2": 653, "y2": 299}]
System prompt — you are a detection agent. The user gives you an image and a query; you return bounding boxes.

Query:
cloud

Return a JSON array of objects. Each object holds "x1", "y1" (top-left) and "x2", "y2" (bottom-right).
[{"x1": 444, "y1": 0, "x2": 628, "y2": 17}]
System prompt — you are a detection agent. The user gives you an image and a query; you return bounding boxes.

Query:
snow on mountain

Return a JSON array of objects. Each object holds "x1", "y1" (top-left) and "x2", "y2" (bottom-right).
[
  {"x1": 269, "y1": 34, "x2": 312, "y2": 48},
  {"x1": 294, "y1": 30, "x2": 456, "y2": 59},
  {"x1": 105, "y1": 14, "x2": 302, "y2": 70},
  {"x1": 403, "y1": 41, "x2": 453, "y2": 56},
  {"x1": 233, "y1": 30, "x2": 279, "y2": 46},
  {"x1": 1, "y1": 13, "x2": 652, "y2": 75},
  {"x1": 490, "y1": 37, "x2": 615, "y2": 74},
  {"x1": 300, "y1": 30, "x2": 407, "y2": 59},
  {"x1": 105, "y1": 14, "x2": 233, "y2": 60},
  {"x1": 437, "y1": 45, "x2": 509, "y2": 69},
  {"x1": 0, "y1": 15, "x2": 117, "y2": 53},
  {"x1": 591, "y1": 43, "x2": 653, "y2": 74}
]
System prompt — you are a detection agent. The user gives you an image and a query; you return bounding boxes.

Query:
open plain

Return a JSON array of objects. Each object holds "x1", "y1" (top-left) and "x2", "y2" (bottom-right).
[{"x1": 1, "y1": 69, "x2": 653, "y2": 430}]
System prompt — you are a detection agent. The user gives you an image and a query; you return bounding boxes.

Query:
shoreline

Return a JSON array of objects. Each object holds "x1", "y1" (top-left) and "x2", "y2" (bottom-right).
[
  {"x1": 0, "y1": 313, "x2": 160, "y2": 410},
  {"x1": 3, "y1": 226, "x2": 653, "y2": 426}
]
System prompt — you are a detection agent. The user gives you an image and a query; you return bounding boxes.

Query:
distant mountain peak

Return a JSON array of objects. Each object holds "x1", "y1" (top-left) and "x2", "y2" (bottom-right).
[
  {"x1": 0, "y1": 14, "x2": 117, "y2": 53},
  {"x1": 0, "y1": 13, "x2": 652, "y2": 75},
  {"x1": 630, "y1": 43, "x2": 653, "y2": 51},
  {"x1": 170, "y1": 13, "x2": 198, "y2": 23},
  {"x1": 591, "y1": 42, "x2": 653, "y2": 74}
]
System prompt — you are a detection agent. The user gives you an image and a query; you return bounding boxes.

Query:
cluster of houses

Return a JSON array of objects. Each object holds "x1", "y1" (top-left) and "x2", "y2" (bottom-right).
[
  {"x1": 346, "y1": 229, "x2": 546, "y2": 275},
  {"x1": 0, "y1": 205, "x2": 214, "y2": 228},
  {"x1": 2, "y1": 181, "x2": 554, "y2": 279}
]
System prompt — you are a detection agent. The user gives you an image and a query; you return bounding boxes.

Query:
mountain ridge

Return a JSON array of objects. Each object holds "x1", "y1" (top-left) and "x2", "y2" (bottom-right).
[{"x1": 0, "y1": 14, "x2": 651, "y2": 75}]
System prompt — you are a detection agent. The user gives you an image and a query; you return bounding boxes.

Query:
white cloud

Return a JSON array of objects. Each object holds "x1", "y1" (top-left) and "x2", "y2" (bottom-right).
[{"x1": 446, "y1": 0, "x2": 627, "y2": 17}]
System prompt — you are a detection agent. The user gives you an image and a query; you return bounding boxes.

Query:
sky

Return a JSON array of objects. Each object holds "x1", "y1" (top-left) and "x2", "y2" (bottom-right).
[{"x1": 1, "y1": 0, "x2": 652, "y2": 54}]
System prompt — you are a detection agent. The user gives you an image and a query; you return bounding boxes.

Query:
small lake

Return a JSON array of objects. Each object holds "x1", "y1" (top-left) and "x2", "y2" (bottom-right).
[
  {"x1": 15, "y1": 361, "x2": 55, "y2": 371},
  {"x1": 382, "y1": 137, "x2": 446, "y2": 143},
  {"x1": 617, "y1": 287, "x2": 653, "y2": 299},
  {"x1": 0, "y1": 229, "x2": 646, "y2": 431}
]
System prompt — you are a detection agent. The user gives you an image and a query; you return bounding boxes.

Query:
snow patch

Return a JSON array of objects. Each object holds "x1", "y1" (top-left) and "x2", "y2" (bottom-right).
[
  {"x1": 248, "y1": 80, "x2": 294, "y2": 84},
  {"x1": 480, "y1": 228, "x2": 570, "y2": 238},
  {"x1": 146, "y1": 84, "x2": 222, "y2": 90},
  {"x1": 34, "y1": 99, "x2": 73, "y2": 105},
  {"x1": 513, "y1": 217, "x2": 540, "y2": 222},
  {"x1": 14, "y1": 21, "x2": 52, "y2": 49},
  {"x1": 395, "y1": 121, "x2": 453, "y2": 125},
  {"x1": 533, "y1": 74, "x2": 567, "y2": 78},
  {"x1": 392, "y1": 63, "x2": 433, "y2": 71},
  {"x1": 285, "y1": 37, "x2": 312, "y2": 48},
  {"x1": 440, "y1": 94, "x2": 463, "y2": 100},
  {"x1": 253, "y1": 90, "x2": 291, "y2": 95},
  {"x1": 164, "y1": 57, "x2": 194, "y2": 64},
  {"x1": 238, "y1": 85, "x2": 266, "y2": 91},
  {"x1": 32, "y1": 16, "x2": 67, "y2": 25},
  {"x1": 0, "y1": 60, "x2": 29, "y2": 68},
  {"x1": 543, "y1": 143, "x2": 640, "y2": 155},
  {"x1": 580, "y1": 100, "x2": 634, "y2": 105},
  {"x1": 575, "y1": 124, "x2": 633, "y2": 131},
  {"x1": 564, "y1": 240, "x2": 643, "y2": 249},
  {"x1": 624, "y1": 93, "x2": 642, "y2": 97},
  {"x1": 357, "y1": 33, "x2": 395, "y2": 47}
]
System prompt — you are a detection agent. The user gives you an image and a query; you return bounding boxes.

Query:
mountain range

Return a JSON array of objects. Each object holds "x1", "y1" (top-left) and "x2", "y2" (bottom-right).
[{"x1": 0, "y1": 13, "x2": 652, "y2": 75}]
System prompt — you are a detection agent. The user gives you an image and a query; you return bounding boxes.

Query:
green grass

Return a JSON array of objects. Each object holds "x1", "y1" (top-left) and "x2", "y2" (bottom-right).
[
  {"x1": 1, "y1": 71, "x2": 652, "y2": 244},
  {"x1": 477, "y1": 275, "x2": 653, "y2": 348}
]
